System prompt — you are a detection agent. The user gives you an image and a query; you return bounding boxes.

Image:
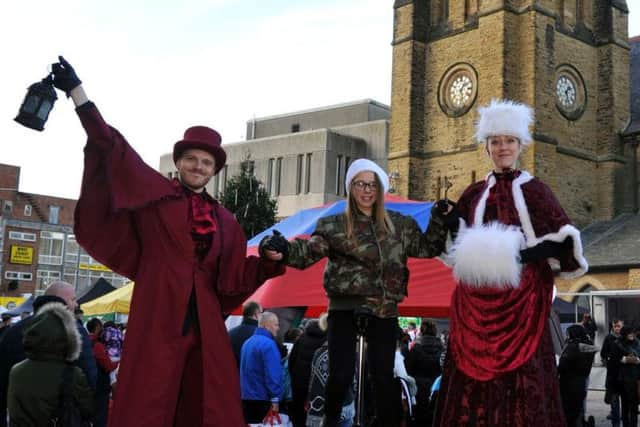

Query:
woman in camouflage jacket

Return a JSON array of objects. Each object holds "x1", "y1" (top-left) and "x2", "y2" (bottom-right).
[{"x1": 262, "y1": 158, "x2": 447, "y2": 427}]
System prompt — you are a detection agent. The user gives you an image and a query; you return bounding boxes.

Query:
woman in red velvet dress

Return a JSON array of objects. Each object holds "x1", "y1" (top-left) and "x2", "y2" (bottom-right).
[{"x1": 432, "y1": 99, "x2": 589, "y2": 427}]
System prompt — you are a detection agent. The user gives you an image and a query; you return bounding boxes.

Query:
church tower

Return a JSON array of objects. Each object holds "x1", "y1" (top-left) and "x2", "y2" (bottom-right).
[{"x1": 389, "y1": 0, "x2": 631, "y2": 227}]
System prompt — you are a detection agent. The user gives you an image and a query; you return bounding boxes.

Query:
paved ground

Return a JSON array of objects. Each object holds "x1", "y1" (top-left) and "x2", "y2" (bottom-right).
[{"x1": 586, "y1": 389, "x2": 615, "y2": 427}]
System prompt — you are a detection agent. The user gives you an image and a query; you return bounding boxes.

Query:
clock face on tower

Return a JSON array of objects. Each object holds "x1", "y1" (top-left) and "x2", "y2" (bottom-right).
[
  {"x1": 556, "y1": 76, "x2": 576, "y2": 108},
  {"x1": 449, "y1": 75, "x2": 474, "y2": 108},
  {"x1": 554, "y1": 65, "x2": 586, "y2": 120},
  {"x1": 438, "y1": 63, "x2": 478, "y2": 117}
]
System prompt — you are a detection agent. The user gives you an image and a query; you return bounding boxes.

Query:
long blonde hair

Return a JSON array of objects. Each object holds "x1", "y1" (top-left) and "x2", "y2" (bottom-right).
[{"x1": 345, "y1": 172, "x2": 395, "y2": 240}]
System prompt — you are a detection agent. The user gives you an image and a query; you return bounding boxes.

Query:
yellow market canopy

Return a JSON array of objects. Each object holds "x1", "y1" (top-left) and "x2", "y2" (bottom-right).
[{"x1": 81, "y1": 282, "x2": 134, "y2": 316}]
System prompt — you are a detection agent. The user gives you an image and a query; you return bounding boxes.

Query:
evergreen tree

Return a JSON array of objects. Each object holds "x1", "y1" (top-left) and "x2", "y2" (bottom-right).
[{"x1": 220, "y1": 159, "x2": 277, "y2": 238}]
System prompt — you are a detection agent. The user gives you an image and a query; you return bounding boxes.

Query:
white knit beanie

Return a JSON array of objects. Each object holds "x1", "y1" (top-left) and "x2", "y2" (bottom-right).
[
  {"x1": 475, "y1": 99, "x2": 534, "y2": 145},
  {"x1": 345, "y1": 159, "x2": 389, "y2": 194}
]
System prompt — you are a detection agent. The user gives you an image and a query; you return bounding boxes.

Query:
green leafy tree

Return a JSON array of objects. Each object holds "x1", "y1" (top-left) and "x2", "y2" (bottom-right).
[{"x1": 220, "y1": 159, "x2": 277, "y2": 238}]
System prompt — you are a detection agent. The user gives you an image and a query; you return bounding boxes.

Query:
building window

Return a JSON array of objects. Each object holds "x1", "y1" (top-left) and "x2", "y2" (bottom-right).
[
  {"x1": 2, "y1": 200, "x2": 12, "y2": 214},
  {"x1": 267, "y1": 158, "x2": 275, "y2": 196},
  {"x1": 213, "y1": 174, "x2": 220, "y2": 198},
  {"x1": 36, "y1": 269, "x2": 61, "y2": 291},
  {"x1": 222, "y1": 166, "x2": 228, "y2": 190},
  {"x1": 335, "y1": 155, "x2": 343, "y2": 195},
  {"x1": 39, "y1": 231, "x2": 64, "y2": 265},
  {"x1": 48, "y1": 205, "x2": 60, "y2": 224},
  {"x1": 4, "y1": 271, "x2": 32, "y2": 281},
  {"x1": 296, "y1": 154, "x2": 303, "y2": 195},
  {"x1": 344, "y1": 157, "x2": 351, "y2": 196},
  {"x1": 291, "y1": 123, "x2": 300, "y2": 133},
  {"x1": 64, "y1": 235, "x2": 79, "y2": 264},
  {"x1": 305, "y1": 153, "x2": 312, "y2": 194},
  {"x1": 8, "y1": 231, "x2": 36, "y2": 242},
  {"x1": 274, "y1": 157, "x2": 282, "y2": 197},
  {"x1": 24, "y1": 205, "x2": 32, "y2": 217}
]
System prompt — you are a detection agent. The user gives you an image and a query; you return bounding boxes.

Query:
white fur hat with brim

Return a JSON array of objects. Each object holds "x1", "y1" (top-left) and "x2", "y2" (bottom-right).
[
  {"x1": 345, "y1": 159, "x2": 389, "y2": 194},
  {"x1": 475, "y1": 99, "x2": 534, "y2": 145}
]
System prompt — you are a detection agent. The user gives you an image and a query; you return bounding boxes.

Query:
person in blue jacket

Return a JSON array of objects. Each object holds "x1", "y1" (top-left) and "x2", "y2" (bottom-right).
[{"x1": 240, "y1": 311, "x2": 283, "y2": 423}]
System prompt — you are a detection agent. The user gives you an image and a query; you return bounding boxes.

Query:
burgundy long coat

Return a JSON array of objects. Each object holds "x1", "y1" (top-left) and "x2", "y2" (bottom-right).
[
  {"x1": 434, "y1": 170, "x2": 588, "y2": 427},
  {"x1": 74, "y1": 102, "x2": 284, "y2": 426}
]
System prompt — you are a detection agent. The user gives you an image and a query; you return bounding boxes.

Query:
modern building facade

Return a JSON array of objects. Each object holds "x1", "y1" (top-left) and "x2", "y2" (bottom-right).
[
  {"x1": 0, "y1": 164, "x2": 128, "y2": 298},
  {"x1": 159, "y1": 99, "x2": 390, "y2": 218}
]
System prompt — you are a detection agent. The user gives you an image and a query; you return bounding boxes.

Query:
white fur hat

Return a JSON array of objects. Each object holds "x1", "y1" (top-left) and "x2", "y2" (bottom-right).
[
  {"x1": 475, "y1": 99, "x2": 534, "y2": 145},
  {"x1": 345, "y1": 158, "x2": 389, "y2": 194}
]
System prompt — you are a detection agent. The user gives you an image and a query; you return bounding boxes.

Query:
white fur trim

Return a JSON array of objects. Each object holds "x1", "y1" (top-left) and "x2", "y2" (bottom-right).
[
  {"x1": 473, "y1": 174, "x2": 496, "y2": 226},
  {"x1": 345, "y1": 158, "x2": 389, "y2": 194},
  {"x1": 539, "y1": 224, "x2": 589, "y2": 279},
  {"x1": 37, "y1": 302, "x2": 82, "y2": 362},
  {"x1": 450, "y1": 222, "x2": 525, "y2": 288},
  {"x1": 475, "y1": 99, "x2": 534, "y2": 145},
  {"x1": 510, "y1": 174, "x2": 588, "y2": 277},
  {"x1": 510, "y1": 171, "x2": 535, "y2": 243}
]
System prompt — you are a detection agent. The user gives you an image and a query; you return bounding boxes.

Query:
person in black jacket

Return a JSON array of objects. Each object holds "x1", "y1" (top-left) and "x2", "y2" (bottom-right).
[
  {"x1": 610, "y1": 326, "x2": 640, "y2": 427},
  {"x1": 0, "y1": 281, "x2": 97, "y2": 427},
  {"x1": 601, "y1": 319, "x2": 624, "y2": 426},
  {"x1": 228, "y1": 301, "x2": 262, "y2": 367},
  {"x1": 558, "y1": 324, "x2": 597, "y2": 427},
  {"x1": 404, "y1": 319, "x2": 444, "y2": 426},
  {"x1": 288, "y1": 314, "x2": 328, "y2": 427}
]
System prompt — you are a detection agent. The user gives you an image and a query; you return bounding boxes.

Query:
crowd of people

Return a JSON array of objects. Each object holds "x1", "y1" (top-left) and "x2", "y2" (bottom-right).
[{"x1": 229, "y1": 306, "x2": 640, "y2": 427}]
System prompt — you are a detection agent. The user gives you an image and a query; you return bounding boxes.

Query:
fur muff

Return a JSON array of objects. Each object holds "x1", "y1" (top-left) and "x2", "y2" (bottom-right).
[
  {"x1": 450, "y1": 222, "x2": 525, "y2": 288},
  {"x1": 475, "y1": 99, "x2": 534, "y2": 145}
]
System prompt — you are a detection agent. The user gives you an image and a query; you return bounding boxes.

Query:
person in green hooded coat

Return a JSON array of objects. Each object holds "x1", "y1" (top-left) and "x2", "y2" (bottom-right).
[{"x1": 7, "y1": 302, "x2": 93, "y2": 426}]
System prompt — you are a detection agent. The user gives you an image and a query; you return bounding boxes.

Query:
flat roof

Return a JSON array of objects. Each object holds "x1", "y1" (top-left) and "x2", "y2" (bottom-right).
[{"x1": 248, "y1": 99, "x2": 390, "y2": 123}]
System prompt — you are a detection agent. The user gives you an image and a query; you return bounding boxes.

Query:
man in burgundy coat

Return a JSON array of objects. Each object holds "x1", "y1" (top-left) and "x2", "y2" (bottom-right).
[{"x1": 51, "y1": 57, "x2": 285, "y2": 427}]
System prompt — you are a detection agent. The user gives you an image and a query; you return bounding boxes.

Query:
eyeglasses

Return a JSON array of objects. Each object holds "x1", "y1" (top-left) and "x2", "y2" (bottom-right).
[{"x1": 351, "y1": 180, "x2": 379, "y2": 191}]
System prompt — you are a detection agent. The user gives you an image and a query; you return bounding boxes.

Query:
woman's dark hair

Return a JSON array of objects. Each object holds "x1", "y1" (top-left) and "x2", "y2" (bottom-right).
[
  {"x1": 86, "y1": 317, "x2": 103, "y2": 334},
  {"x1": 420, "y1": 318, "x2": 438, "y2": 337},
  {"x1": 103, "y1": 320, "x2": 117, "y2": 329},
  {"x1": 620, "y1": 326, "x2": 635, "y2": 338},
  {"x1": 566, "y1": 324, "x2": 587, "y2": 341}
]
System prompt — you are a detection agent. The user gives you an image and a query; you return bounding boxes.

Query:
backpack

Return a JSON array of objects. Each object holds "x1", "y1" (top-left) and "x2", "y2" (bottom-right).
[{"x1": 51, "y1": 365, "x2": 91, "y2": 427}]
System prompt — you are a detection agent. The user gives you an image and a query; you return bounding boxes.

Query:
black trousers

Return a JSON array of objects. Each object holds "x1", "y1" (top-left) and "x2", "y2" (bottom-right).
[{"x1": 324, "y1": 310, "x2": 398, "y2": 426}]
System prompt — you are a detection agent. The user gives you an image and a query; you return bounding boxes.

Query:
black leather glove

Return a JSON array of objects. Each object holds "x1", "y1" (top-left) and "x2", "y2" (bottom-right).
[
  {"x1": 519, "y1": 240, "x2": 564, "y2": 264},
  {"x1": 51, "y1": 55, "x2": 82, "y2": 95},
  {"x1": 432, "y1": 199, "x2": 460, "y2": 233},
  {"x1": 258, "y1": 230, "x2": 289, "y2": 262}
]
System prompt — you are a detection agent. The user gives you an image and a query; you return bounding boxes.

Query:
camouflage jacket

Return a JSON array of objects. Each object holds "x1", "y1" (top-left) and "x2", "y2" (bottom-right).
[{"x1": 287, "y1": 210, "x2": 447, "y2": 317}]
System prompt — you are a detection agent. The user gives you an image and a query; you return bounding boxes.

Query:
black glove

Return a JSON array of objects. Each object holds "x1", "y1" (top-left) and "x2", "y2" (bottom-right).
[
  {"x1": 432, "y1": 199, "x2": 460, "y2": 233},
  {"x1": 258, "y1": 229, "x2": 289, "y2": 262},
  {"x1": 519, "y1": 240, "x2": 564, "y2": 264},
  {"x1": 51, "y1": 55, "x2": 82, "y2": 95}
]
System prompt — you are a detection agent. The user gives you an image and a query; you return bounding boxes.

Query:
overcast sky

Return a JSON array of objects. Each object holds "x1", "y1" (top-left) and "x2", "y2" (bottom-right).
[{"x1": 1, "y1": 1, "x2": 639, "y2": 199}]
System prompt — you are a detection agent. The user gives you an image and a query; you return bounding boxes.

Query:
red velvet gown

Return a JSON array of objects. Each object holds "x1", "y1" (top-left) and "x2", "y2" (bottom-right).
[
  {"x1": 74, "y1": 102, "x2": 285, "y2": 427},
  {"x1": 434, "y1": 170, "x2": 588, "y2": 427}
]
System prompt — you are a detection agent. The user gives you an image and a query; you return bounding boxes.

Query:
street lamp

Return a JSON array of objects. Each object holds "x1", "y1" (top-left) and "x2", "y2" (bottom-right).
[{"x1": 14, "y1": 75, "x2": 58, "y2": 131}]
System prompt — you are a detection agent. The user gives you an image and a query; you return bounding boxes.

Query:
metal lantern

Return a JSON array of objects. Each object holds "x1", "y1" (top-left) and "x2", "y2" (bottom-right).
[{"x1": 14, "y1": 75, "x2": 58, "y2": 131}]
